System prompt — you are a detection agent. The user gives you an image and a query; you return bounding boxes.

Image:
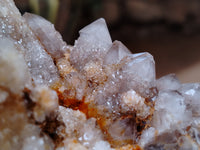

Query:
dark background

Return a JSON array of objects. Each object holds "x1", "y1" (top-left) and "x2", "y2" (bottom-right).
[{"x1": 14, "y1": 0, "x2": 200, "y2": 82}]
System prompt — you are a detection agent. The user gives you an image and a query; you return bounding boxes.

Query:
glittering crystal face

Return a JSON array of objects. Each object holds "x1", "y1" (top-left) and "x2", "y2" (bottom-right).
[{"x1": 0, "y1": 0, "x2": 200, "y2": 150}]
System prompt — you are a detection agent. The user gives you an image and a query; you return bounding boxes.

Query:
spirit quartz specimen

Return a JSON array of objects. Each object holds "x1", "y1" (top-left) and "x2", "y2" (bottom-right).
[{"x1": 0, "y1": 0, "x2": 200, "y2": 150}]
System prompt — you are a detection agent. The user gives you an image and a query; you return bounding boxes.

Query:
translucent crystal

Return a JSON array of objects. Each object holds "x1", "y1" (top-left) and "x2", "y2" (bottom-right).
[
  {"x1": 23, "y1": 13, "x2": 67, "y2": 59},
  {"x1": 178, "y1": 136, "x2": 199, "y2": 150},
  {"x1": 79, "y1": 18, "x2": 112, "y2": 50},
  {"x1": 107, "y1": 115, "x2": 136, "y2": 142},
  {"x1": 22, "y1": 136, "x2": 51, "y2": 150},
  {"x1": 156, "y1": 74, "x2": 181, "y2": 91},
  {"x1": 139, "y1": 127, "x2": 156, "y2": 147},
  {"x1": 179, "y1": 83, "x2": 200, "y2": 116},
  {"x1": 79, "y1": 118, "x2": 103, "y2": 148},
  {"x1": 117, "y1": 52, "x2": 156, "y2": 96},
  {"x1": 122, "y1": 52, "x2": 155, "y2": 84},
  {"x1": 70, "y1": 18, "x2": 112, "y2": 70},
  {"x1": 153, "y1": 91, "x2": 191, "y2": 134},
  {"x1": 104, "y1": 40, "x2": 131, "y2": 65},
  {"x1": 1, "y1": 0, "x2": 200, "y2": 149}
]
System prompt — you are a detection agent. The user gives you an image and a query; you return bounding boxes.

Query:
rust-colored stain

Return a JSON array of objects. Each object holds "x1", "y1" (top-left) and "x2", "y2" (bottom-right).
[{"x1": 52, "y1": 82, "x2": 143, "y2": 149}]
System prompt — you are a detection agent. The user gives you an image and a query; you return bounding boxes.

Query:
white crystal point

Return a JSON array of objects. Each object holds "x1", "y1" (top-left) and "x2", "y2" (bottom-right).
[
  {"x1": 121, "y1": 52, "x2": 156, "y2": 91},
  {"x1": 70, "y1": 18, "x2": 112, "y2": 70},
  {"x1": 79, "y1": 18, "x2": 112, "y2": 49},
  {"x1": 104, "y1": 40, "x2": 131, "y2": 65},
  {"x1": 156, "y1": 74, "x2": 181, "y2": 91},
  {"x1": 23, "y1": 13, "x2": 67, "y2": 59}
]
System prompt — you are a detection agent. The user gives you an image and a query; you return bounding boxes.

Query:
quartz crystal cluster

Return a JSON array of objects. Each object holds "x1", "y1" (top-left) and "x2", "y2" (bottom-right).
[{"x1": 0, "y1": 0, "x2": 200, "y2": 150}]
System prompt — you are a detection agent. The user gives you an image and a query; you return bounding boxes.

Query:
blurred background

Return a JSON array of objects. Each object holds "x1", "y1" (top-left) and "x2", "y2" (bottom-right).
[{"x1": 14, "y1": 0, "x2": 200, "y2": 83}]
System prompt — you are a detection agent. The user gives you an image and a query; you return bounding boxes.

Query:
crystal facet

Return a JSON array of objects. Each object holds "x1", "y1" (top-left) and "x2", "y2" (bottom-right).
[
  {"x1": 23, "y1": 13, "x2": 67, "y2": 59},
  {"x1": 70, "y1": 18, "x2": 112, "y2": 70},
  {"x1": 1, "y1": 1, "x2": 200, "y2": 150},
  {"x1": 104, "y1": 40, "x2": 131, "y2": 65}
]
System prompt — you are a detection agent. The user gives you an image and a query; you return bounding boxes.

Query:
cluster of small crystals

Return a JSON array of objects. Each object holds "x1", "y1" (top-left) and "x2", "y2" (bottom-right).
[{"x1": 1, "y1": 0, "x2": 200, "y2": 150}]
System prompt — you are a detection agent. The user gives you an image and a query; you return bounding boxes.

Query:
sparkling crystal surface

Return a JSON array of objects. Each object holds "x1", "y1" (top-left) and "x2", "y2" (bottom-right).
[
  {"x1": 1, "y1": 1, "x2": 200, "y2": 150},
  {"x1": 104, "y1": 40, "x2": 131, "y2": 65},
  {"x1": 70, "y1": 18, "x2": 112, "y2": 70},
  {"x1": 0, "y1": 0, "x2": 59, "y2": 85},
  {"x1": 23, "y1": 13, "x2": 67, "y2": 59}
]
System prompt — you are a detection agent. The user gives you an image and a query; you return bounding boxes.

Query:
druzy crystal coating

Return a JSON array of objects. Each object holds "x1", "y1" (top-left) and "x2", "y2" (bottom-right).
[{"x1": 0, "y1": 0, "x2": 200, "y2": 150}]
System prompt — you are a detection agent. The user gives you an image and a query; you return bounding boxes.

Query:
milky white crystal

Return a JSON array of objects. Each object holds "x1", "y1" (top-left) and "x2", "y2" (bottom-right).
[
  {"x1": 70, "y1": 18, "x2": 112, "y2": 70},
  {"x1": 139, "y1": 127, "x2": 156, "y2": 147},
  {"x1": 93, "y1": 141, "x2": 114, "y2": 150},
  {"x1": 79, "y1": 118, "x2": 103, "y2": 148},
  {"x1": 153, "y1": 91, "x2": 190, "y2": 133},
  {"x1": 156, "y1": 74, "x2": 181, "y2": 91},
  {"x1": 0, "y1": 89, "x2": 8, "y2": 103},
  {"x1": 122, "y1": 52, "x2": 155, "y2": 84},
  {"x1": 103, "y1": 40, "x2": 131, "y2": 65},
  {"x1": 0, "y1": 38, "x2": 31, "y2": 93},
  {"x1": 21, "y1": 124, "x2": 54, "y2": 150},
  {"x1": 79, "y1": 18, "x2": 112, "y2": 50}
]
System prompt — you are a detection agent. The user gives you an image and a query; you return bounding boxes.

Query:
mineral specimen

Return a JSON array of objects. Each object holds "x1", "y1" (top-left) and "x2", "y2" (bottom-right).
[{"x1": 0, "y1": 0, "x2": 200, "y2": 150}]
